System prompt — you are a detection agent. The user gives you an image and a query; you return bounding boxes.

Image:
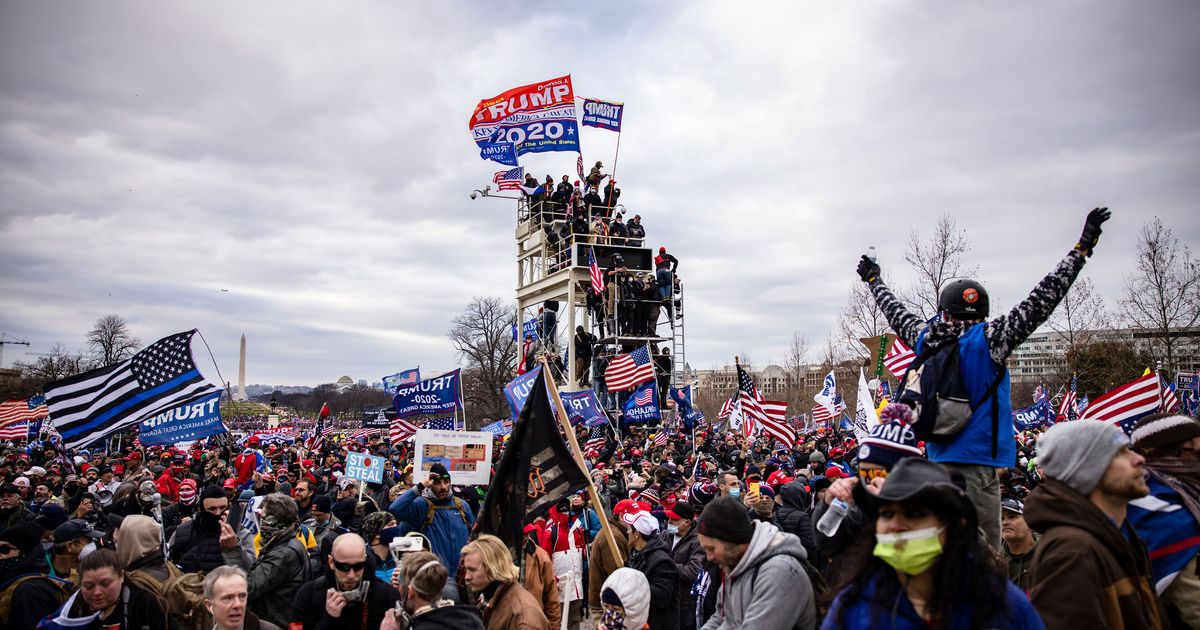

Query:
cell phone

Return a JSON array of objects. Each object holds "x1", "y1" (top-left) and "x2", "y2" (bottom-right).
[{"x1": 749, "y1": 482, "x2": 760, "y2": 495}]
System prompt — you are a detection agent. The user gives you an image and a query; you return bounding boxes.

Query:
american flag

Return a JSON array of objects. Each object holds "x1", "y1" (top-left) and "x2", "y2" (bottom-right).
[
  {"x1": 45, "y1": 330, "x2": 221, "y2": 449},
  {"x1": 0, "y1": 395, "x2": 48, "y2": 429},
  {"x1": 633, "y1": 386, "x2": 655, "y2": 407},
  {"x1": 718, "y1": 395, "x2": 736, "y2": 421},
  {"x1": 350, "y1": 427, "x2": 382, "y2": 440},
  {"x1": 1057, "y1": 375, "x2": 1078, "y2": 421},
  {"x1": 576, "y1": 154, "x2": 585, "y2": 183},
  {"x1": 760, "y1": 400, "x2": 795, "y2": 446},
  {"x1": 494, "y1": 167, "x2": 523, "y2": 191},
  {"x1": 588, "y1": 247, "x2": 605, "y2": 295},
  {"x1": 883, "y1": 337, "x2": 916, "y2": 377},
  {"x1": 1080, "y1": 371, "x2": 1160, "y2": 434},
  {"x1": 1161, "y1": 378, "x2": 1181, "y2": 413},
  {"x1": 390, "y1": 417, "x2": 419, "y2": 445},
  {"x1": 0, "y1": 421, "x2": 29, "y2": 440},
  {"x1": 584, "y1": 425, "x2": 607, "y2": 452},
  {"x1": 652, "y1": 431, "x2": 669, "y2": 447},
  {"x1": 604, "y1": 345, "x2": 655, "y2": 391},
  {"x1": 735, "y1": 365, "x2": 768, "y2": 438},
  {"x1": 423, "y1": 417, "x2": 457, "y2": 431},
  {"x1": 811, "y1": 395, "x2": 846, "y2": 423}
]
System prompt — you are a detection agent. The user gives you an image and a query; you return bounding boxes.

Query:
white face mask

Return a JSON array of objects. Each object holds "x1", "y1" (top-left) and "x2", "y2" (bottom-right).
[
  {"x1": 78, "y1": 542, "x2": 97, "y2": 560},
  {"x1": 874, "y1": 526, "x2": 943, "y2": 545}
]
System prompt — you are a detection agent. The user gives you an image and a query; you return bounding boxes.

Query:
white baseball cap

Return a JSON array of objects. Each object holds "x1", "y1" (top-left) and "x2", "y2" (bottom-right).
[{"x1": 630, "y1": 512, "x2": 659, "y2": 536}]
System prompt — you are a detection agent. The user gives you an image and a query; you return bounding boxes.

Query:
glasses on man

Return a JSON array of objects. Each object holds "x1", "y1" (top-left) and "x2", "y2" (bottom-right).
[
  {"x1": 858, "y1": 468, "x2": 888, "y2": 483},
  {"x1": 332, "y1": 559, "x2": 367, "y2": 573}
]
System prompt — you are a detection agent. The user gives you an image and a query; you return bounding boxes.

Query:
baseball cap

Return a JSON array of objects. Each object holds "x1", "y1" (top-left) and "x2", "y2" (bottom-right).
[
  {"x1": 824, "y1": 467, "x2": 849, "y2": 480},
  {"x1": 53, "y1": 519, "x2": 104, "y2": 543},
  {"x1": 1001, "y1": 498, "x2": 1025, "y2": 514},
  {"x1": 664, "y1": 502, "x2": 695, "y2": 521},
  {"x1": 630, "y1": 512, "x2": 659, "y2": 536}
]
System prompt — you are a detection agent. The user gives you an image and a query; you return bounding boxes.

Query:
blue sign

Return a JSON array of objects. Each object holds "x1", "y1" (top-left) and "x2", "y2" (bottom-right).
[
  {"x1": 669, "y1": 385, "x2": 704, "y2": 429},
  {"x1": 480, "y1": 420, "x2": 512, "y2": 436},
  {"x1": 382, "y1": 368, "x2": 421, "y2": 395},
  {"x1": 138, "y1": 391, "x2": 227, "y2": 447},
  {"x1": 503, "y1": 366, "x2": 543, "y2": 420},
  {"x1": 560, "y1": 390, "x2": 609, "y2": 427},
  {"x1": 581, "y1": 98, "x2": 623, "y2": 132},
  {"x1": 479, "y1": 140, "x2": 519, "y2": 166},
  {"x1": 1013, "y1": 399, "x2": 1054, "y2": 431},
  {"x1": 623, "y1": 379, "x2": 661, "y2": 423},
  {"x1": 392, "y1": 369, "x2": 463, "y2": 419},
  {"x1": 511, "y1": 317, "x2": 540, "y2": 342},
  {"x1": 345, "y1": 451, "x2": 385, "y2": 484}
]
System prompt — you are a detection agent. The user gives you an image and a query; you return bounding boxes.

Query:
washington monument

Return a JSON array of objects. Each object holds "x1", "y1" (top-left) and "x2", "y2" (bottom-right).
[{"x1": 236, "y1": 334, "x2": 248, "y2": 401}]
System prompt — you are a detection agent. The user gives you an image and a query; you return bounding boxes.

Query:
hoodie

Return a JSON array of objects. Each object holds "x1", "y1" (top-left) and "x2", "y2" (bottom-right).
[
  {"x1": 409, "y1": 601, "x2": 486, "y2": 630},
  {"x1": 699, "y1": 520, "x2": 815, "y2": 630},
  {"x1": 118, "y1": 515, "x2": 170, "y2": 581},
  {"x1": 776, "y1": 480, "x2": 818, "y2": 561}
]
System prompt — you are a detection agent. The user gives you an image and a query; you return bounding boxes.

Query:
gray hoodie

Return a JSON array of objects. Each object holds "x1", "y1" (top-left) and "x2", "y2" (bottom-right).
[{"x1": 699, "y1": 520, "x2": 815, "y2": 630}]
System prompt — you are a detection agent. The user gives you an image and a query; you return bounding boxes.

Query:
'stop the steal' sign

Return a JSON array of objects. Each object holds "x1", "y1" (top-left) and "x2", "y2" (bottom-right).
[{"x1": 344, "y1": 451, "x2": 384, "y2": 484}]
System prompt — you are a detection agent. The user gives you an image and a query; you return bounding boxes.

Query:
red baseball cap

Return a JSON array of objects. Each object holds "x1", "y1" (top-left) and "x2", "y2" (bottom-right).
[
  {"x1": 824, "y1": 466, "x2": 849, "y2": 480},
  {"x1": 223, "y1": 478, "x2": 236, "y2": 489}
]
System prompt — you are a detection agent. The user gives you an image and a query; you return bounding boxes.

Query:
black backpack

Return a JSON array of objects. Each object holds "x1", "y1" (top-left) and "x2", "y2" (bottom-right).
[{"x1": 896, "y1": 335, "x2": 1006, "y2": 455}]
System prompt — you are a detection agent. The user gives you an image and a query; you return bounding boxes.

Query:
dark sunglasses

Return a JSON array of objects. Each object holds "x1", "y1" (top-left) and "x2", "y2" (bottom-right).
[
  {"x1": 0, "y1": 543, "x2": 17, "y2": 555},
  {"x1": 332, "y1": 559, "x2": 367, "y2": 572},
  {"x1": 858, "y1": 468, "x2": 888, "y2": 482}
]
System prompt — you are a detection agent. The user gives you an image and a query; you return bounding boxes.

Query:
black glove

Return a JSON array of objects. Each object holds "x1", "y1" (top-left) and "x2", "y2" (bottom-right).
[
  {"x1": 1076, "y1": 207, "x2": 1111, "y2": 255},
  {"x1": 857, "y1": 255, "x2": 881, "y2": 283}
]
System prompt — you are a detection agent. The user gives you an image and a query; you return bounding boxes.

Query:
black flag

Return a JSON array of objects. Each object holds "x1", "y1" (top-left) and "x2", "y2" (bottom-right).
[{"x1": 475, "y1": 369, "x2": 589, "y2": 559}]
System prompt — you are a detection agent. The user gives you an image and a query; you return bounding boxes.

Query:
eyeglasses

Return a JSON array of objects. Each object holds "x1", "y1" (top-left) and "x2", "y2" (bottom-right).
[
  {"x1": 0, "y1": 543, "x2": 16, "y2": 555},
  {"x1": 332, "y1": 559, "x2": 367, "y2": 572},
  {"x1": 858, "y1": 468, "x2": 888, "y2": 482}
]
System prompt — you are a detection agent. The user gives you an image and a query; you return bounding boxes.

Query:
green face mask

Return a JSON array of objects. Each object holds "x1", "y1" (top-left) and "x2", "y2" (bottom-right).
[{"x1": 872, "y1": 526, "x2": 944, "y2": 575}]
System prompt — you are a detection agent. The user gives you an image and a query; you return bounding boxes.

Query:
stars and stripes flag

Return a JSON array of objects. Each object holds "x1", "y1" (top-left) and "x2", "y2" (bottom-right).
[
  {"x1": 577, "y1": 154, "x2": 586, "y2": 183},
  {"x1": 423, "y1": 417, "x2": 457, "y2": 431},
  {"x1": 883, "y1": 337, "x2": 916, "y2": 378},
  {"x1": 1057, "y1": 375, "x2": 1079, "y2": 421},
  {"x1": 493, "y1": 166, "x2": 523, "y2": 191},
  {"x1": 1160, "y1": 378, "x2": 1181, "y2": 413},
  {"x1": 0, "y1": 395, "x2": 48, "y2": 430},
  {"x1": 305, "y1": 424, "x2": 337, "y2": 452},
  {"x1": 718, "y1": 395, "x2": 736, "y2": 421},
  {"x1": 390, "y1": 417, "x2": 419, "y2": 445},
  {"x1": 760, "y1": 400, "x2": 795, "y2": 446},
  {"x1": 735, "y1": 364, "x2": 767, "y2": 439},
  {"x1": 811, "y1": 395, "x2": 846, "y2": 423},
  {"x1": 604, "y1": 345, "x2": 655, "y2": 391},
  {"x1": 45, "y1": 330, "x2": 221, "y2": 450},
  {"x1": 584, "y1": 425, "x2": 607, "y2": 452},
  {"x1": 1081, "y1": 371, "x2": 1160, "y2": 434},
  {"x1": 652, "y1": 431, "x2": 669, "y2": 447},
  {"x1": 350, "y1": 427, "x2": 382, "y2": 440},
  {"x1": 0, "y1": 421, "x2": 29, "y2": 440},
  {"x1": 588, "y1": 247, "x2": 605, "y2": 295}
]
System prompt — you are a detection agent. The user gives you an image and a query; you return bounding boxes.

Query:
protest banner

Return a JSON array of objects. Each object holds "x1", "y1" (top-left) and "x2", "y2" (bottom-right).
[
  {"x1": 560, "y1": 390, "x2": 609, "y2": 427},
  {"x1": 622, "y1": 379, "x2": 661, "y2": 423},
  {"x1": 581, "y1": 98, "x2": 623, "y2": 132},
  {"x1": 469, "y1": 75, "x2": 580, "y2": 157},
  {"x1": 413, "y1": 429, "x2": 493, "y2": 486},
  {"x1": 480, "y1": 420, "x2": 512, "y2": 436},
  {"x1": 392, "y1": 369, "x2": 463, "y2": 419},
  {"x1": 363, "y1": 406, "x2": 395, "y2": 429},
  {"x1": 345, "y1": 451, "x2": 385, "y2": 485},
  {"x1": 503, "y1": 365, "x2": 543, "y2": 420},
  {"x1": 138, "y1": 391, "x2": 227, "y2": 447}
]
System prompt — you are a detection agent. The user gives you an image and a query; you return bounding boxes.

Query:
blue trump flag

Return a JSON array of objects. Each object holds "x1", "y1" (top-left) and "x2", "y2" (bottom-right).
[
  {"x1": 669, "y1": 385, "x2": 704, "y2": 429},
  {"x1": 382, "y1": 368, "x2": 421, "y2": 395},
  {"x1": 581, "y1": 98, "x2": 623, "y2": 132},
  {"x1": 479, "y1": 140, "x2": 519, "y2": 166},
  {"x1": 504, "y1": 365, "x2": 544, "y2": 420},
  {"x1": 560, "y1": 390, "x2": 609, "y2": 427},
  {"x1": 392, "y1": 369, "x2": 463, "y2": 419},
  {"x1": 623, "y1": 379, "x2": 661, "y2": 423},
  {"x1": 138, "y1": 390, "x2": 227, "y2": 447},
  {"x1": 1012, "y1": 398, "x2": 1054, "y2": 431},
  {"x1": 511, "y1": 318, "x2": 540, "y2": 342}
]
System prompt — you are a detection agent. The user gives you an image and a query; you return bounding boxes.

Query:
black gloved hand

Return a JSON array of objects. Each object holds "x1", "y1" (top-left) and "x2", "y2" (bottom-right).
[
  {"x1": 857, "y1": 255, "x2": 881, "y2": 283},
  {"x1": 1076, "y1": 207, "x2": 1111, "y2": 255}
]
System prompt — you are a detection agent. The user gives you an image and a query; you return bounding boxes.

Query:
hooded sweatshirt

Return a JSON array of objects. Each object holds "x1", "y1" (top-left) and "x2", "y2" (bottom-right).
[
  {"x1": 700, "y1": 520, "x2": 815, "y2": 630},
  {"x1": 776, "y1": 480, "x2": 818, "y2": 560},
  {"x1": 118, "y1": 515, "x2": 170, "y2": 581}
]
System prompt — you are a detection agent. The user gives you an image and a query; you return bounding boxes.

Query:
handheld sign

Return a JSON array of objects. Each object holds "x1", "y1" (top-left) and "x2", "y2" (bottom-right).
[
  {"x1": 414, "y1": 430, "x2": 493, "y2": 486},
  {"x1": 345, "y1": 451, "x2": 385, "y2": 484}
]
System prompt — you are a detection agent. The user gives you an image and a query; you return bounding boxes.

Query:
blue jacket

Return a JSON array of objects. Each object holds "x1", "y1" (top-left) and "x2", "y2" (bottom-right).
[
  {"x1": 389, "y1": 487, "x2": 475, "y2": 577},
  {"x1": 921, "y1": 323, "x2": 1015, "y2": 468},
  {"x1": 824, "y1": 574, "x2": 1044, "y2": 629}
]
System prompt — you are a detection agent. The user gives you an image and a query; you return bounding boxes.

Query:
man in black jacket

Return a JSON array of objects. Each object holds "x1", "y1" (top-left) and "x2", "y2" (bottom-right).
[
  {"x1": 170, "y1": 485, "x2": 233, "y2": 572},
  {"x1": 775, "y1": 480, "x2": 817, "y2": 561},
  {"x1": 626, "y1": 512, "x2": 679, "y2": 630},
  {"x1": 660, "y1": 504, "x2": 704, "y2": 630},
  {"x1": 291, "y1": 532, "x2": 401, "y2": 630}
]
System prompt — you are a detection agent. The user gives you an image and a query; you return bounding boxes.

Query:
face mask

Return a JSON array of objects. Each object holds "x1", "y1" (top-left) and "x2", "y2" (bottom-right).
[
  {"x1": 666, "y1": 524, "x2": 680, "y2": 535},
  {"x1": 873, "y1": 526, "x2": 944, "y2": 576},
  {"x1": 0, "y1": 556, "x2": 22, "y2": 572},
  {"x1": 42, "y1": 541, "x2": 54, "y2": 552},
  {"x1": 728, "y1": 487, "x2": 740, "y2": 498},
  {"x1": 601, "y1": 607, "x2": 627, "y2": 630},
  {"x1": 78, "y1": 542, "x2": 97, "y2": 560}
]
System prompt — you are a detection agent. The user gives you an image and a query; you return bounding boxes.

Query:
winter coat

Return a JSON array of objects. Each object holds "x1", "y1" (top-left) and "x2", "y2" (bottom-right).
[
  {"x1": 661, "y1": 524, "x2": 705, "y2": 630},
  {"x1": 776, "y1": 481, "x2": 818, "y2": 561},
  {"x1": 409, "y1": 602, "x2": 486, "y2": 630},
  {"x1": 699, "y1": 521, "x2": 815, "y2": 630},
  {"x1": 478, "y1": 581, "x2": 550, "y2": 630},
  {"x1": 824, "y1": 573, "x2": 1044, "y2": 630},
  {"x1": 524, "y1": 540, "x2": 562, "y2": 629},
  {"x1": 628, "y1": 535, "x2": 681, "y2": 630},
  {"x1": 0, "y1": 548, "x2": 71, "y2": 629},
  {"x1": 224, "y1": 526, "x2": 311, "y2": 628},
  {"x1": 1025, "y1": 478, "x2": 1164, "y2": 629},
  {"x1": 290, "y1": 572, "x2": 401, "y2": 630},
  {"x1": 390, "y1": 487, "x2": 475, "y2": 578},
  {"x1": 588, "y1": 516, "x2": 631, "y2": 609},
  {"x1": 47, "y1": 583, "x2": 171, "y2": 630},
  {"x1": 117, "y1": 515, "x2": 170, "y2": 582}
]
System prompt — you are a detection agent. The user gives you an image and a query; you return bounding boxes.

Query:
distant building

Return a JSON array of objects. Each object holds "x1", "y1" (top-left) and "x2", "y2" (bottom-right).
[
  {"x1": 1006, "y1": 325, "x2": 1200, "y2": 383},
  {"x1": 693, "y1": 363, "x2": 856, "y2": 398},
  {"x1": 336, "y1": 375, "x2": 354, "y2": 392}
]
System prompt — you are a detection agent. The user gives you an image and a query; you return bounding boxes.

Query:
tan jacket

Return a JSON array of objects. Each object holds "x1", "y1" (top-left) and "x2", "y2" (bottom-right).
[
  {"x1": 588, "y1": 516, "x2": 630, "y2": 609},
  {"x1": 480, "y1": 581, "x2": 550, "y2": 630},
  {"x1": 524, "y1": 544, "x2": 562, "y2": 628}
]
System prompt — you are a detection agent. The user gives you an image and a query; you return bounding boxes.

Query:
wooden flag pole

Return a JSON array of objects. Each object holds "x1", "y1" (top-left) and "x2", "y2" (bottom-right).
[{"x1": 540, "y1": 357, "x2": 625, "y2": 566}]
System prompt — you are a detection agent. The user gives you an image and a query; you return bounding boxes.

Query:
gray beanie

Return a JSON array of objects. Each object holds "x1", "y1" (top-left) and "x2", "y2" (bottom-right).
[{"x1": 1037, "y1": 421, "x2": 1129, "y2": 496}]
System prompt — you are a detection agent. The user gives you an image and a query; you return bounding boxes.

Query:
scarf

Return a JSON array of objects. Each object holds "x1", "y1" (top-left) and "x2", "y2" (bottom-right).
[{"x1": 1146, "y1": 458, "x2": 1200, "y2": 525}]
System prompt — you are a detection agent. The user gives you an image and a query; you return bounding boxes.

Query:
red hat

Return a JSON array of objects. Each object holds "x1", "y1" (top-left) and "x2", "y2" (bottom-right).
[
  {"x1": 247, "y1": 436, "x2": 260, "y2": 446},
  {"x1": 223, "y1": 478, "x2": 236, "y2": 489},
  {"x1": 659, "y1": 247, "x2": 666, "y2": 253},
  {"x1": 824, "y1": 466, "x2": 849, "y2": 480},
  {"x1": 613, "y1": 499, "x2": 653, "y2": 524},
  {"x1": 112, "y1": 464, "x2": 125, "y2": 475},
  {"x1": 128, "y1": 451, "x2": 143, "y2": 461},
  {"x1": 767, "y1": 470, "x2": 793, "y2": 489}
]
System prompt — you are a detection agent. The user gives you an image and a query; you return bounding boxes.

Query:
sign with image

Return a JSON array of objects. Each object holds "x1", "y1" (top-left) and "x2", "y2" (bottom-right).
[
  {"x1": 345, "y1": 451, "x2": 385, "y2": 484},
  {"x1": 413, "y1": 429, "x2": 494, "y2": 486}
]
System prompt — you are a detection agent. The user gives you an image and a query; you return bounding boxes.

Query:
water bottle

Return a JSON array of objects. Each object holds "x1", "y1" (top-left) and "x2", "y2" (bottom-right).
[
  {"x1": 817, "y1": 498, "x2": 850, "y2": 537},
  {"x1": 867, "y1": 246, "x2": 877, "y2": 263}
]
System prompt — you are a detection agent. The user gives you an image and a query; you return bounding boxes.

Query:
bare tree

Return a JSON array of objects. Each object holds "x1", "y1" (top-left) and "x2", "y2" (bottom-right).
[
  {"x1": 4, "y1": 344, "x2": 89, "y2": 399},
  {"x1": 448, "y1": 297, "x2": 517, "y2": 422},
  {"x1": 838, "y1": 281, "x2": 891, "y2": 361},
  {"x1": 1045, "y1": 276, "x2": 1109, "y2": 376},
  {"x1": 1119, "y1": 217, "x2": 1200, "y2": 378},
  {"x1": 903, "y1": 214, "x2": 979, "y2": 319},
  {"x1": 87, "y1": 314, "x2": 141, "y2": 367},
  {"x1": 783, "y1": 332, "x2": 810, "y2": 387},
  {"x1": 817, "y1": 333, "x2": 846, "y2": 371}
]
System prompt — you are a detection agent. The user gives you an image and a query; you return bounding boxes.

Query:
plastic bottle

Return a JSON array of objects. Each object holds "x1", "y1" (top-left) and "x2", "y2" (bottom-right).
[
  {"x1": 867, "y1": 246, "x2": 877, "y2": 263},
  {"x1": 817, "y1": 498, "x2": 850, "y2": 537}
]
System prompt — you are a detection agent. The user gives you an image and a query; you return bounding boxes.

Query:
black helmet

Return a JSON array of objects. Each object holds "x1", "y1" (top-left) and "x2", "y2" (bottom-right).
[
  {"x1": 611, "y1": 253, "x2": 624, "y2": 264},
  {"x1": 939, "y1": 279, "x2": 989, "y2": 319}
]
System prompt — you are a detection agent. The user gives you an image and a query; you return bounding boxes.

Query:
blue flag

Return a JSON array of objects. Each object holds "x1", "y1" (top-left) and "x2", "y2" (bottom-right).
[
  {"x1": 669, "y1": 385, "x2": 704, "y2": 429},
  {"x1": 623, "y1": 379, "x2": 661, "y2": 423},
  {"x1": 382, "y1": 368, "x2": 421, "y2": 395},
  {"x1": 581, "y1": 98, "x2": 623, "y2": 132},
  {"x1": 479, "y1": 140, "x2": 519, "y2": 166},
  {"x1": 392, "y1": 369, "x2": 463, "y2": 419},
  {"x1": 138, "y1": 390, "x2": 227, "y2": 447},
  {"x1": 503, "y1": 366, "x2": 544, "y2": 420},
  {"x1": 511, "y1": 317, "x2": 540, "y2": 342},
  {"x1": 560, "y1": 390, "x2": 609, "y2": 427}
]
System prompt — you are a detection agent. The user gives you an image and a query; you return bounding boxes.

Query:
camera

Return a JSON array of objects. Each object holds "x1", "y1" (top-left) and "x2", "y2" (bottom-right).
[{"x1": 389, "y1": 535, "x2": 426, "y2": 563}]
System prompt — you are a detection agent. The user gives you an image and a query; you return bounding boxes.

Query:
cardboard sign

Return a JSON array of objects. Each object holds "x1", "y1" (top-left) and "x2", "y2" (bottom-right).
[
  {"x1": 345, "y1": 451, "x2": 384, "y2": 484},
  {"x1": 413, "y1": 429, "x2": 494, "y2": 486}
]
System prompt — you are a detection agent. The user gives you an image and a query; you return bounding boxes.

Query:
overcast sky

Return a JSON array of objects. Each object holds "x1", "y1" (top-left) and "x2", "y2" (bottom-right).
[{"x1": 2, "y1": 1, "x2": 1198, "y2": 387}]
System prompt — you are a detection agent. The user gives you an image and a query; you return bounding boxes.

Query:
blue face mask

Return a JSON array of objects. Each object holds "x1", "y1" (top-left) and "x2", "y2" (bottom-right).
[
  {"x1": 666, "y1": 524, "x2": 680, "y2": 535},
  {"x1": 728, "y1": 487, "x2": 741, "y2": 498}
]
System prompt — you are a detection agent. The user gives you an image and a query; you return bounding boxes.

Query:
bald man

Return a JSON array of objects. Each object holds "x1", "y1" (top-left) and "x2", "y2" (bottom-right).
[{"x1": 290, "y1": 532, "x2": 401, "y2": 630}]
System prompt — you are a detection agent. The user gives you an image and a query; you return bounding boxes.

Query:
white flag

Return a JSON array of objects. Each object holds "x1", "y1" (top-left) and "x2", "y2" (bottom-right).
[
  {"x1": 814, "y1": 370, "x2": 839, "y2": 415},
  {"x1": 855, "y1": 368, "x2": 880, "y2": 442}
]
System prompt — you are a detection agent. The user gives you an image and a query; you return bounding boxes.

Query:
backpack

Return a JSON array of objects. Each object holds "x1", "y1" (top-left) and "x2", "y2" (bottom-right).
[
  {"x1": 125, "y1": 563, "x2": 211, "y2": 630},
  {"x1": 422, "y1": 497, "x2": 469, "y2": 531},
  {"x1": 896, "y1": 335, "x2": 1006, "y2": 449},
  {"x1": 0, "y1": 573, "x2": 73, "y2": 624}
]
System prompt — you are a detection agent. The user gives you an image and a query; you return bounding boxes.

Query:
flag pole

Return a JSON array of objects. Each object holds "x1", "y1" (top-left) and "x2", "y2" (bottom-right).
[
  {"x1": 610, "y1": 128, "x2": 622, "y2": 187},
  {"x1": 540, "y1": 356, "x2": 625, "y2": 566}
]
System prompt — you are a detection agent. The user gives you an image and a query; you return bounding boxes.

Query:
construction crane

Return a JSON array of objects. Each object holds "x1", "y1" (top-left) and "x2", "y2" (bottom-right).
[{"x1": 0, "y1": 333, "x2": 30, "y2": 369}]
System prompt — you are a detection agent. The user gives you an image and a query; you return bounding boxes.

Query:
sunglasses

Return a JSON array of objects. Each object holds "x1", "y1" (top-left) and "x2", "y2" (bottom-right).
[
  {"x1": 0, "y1": 543, "x2": 16, "y2": 555},
  {"x1": 858, "y1": 468, "x2": 888, "y2": 482},
  {"x1": 332, "y1": 559, "x2": 367, "y2": 572}
]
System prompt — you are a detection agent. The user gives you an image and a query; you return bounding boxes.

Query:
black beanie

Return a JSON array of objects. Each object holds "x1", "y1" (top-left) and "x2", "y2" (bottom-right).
[
  {"x1": 201, "y1": 485, "x2": 226, "y2": 501},
  {"x1": 697, "y1": 496, "x2": 753, "y2": 544}
]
